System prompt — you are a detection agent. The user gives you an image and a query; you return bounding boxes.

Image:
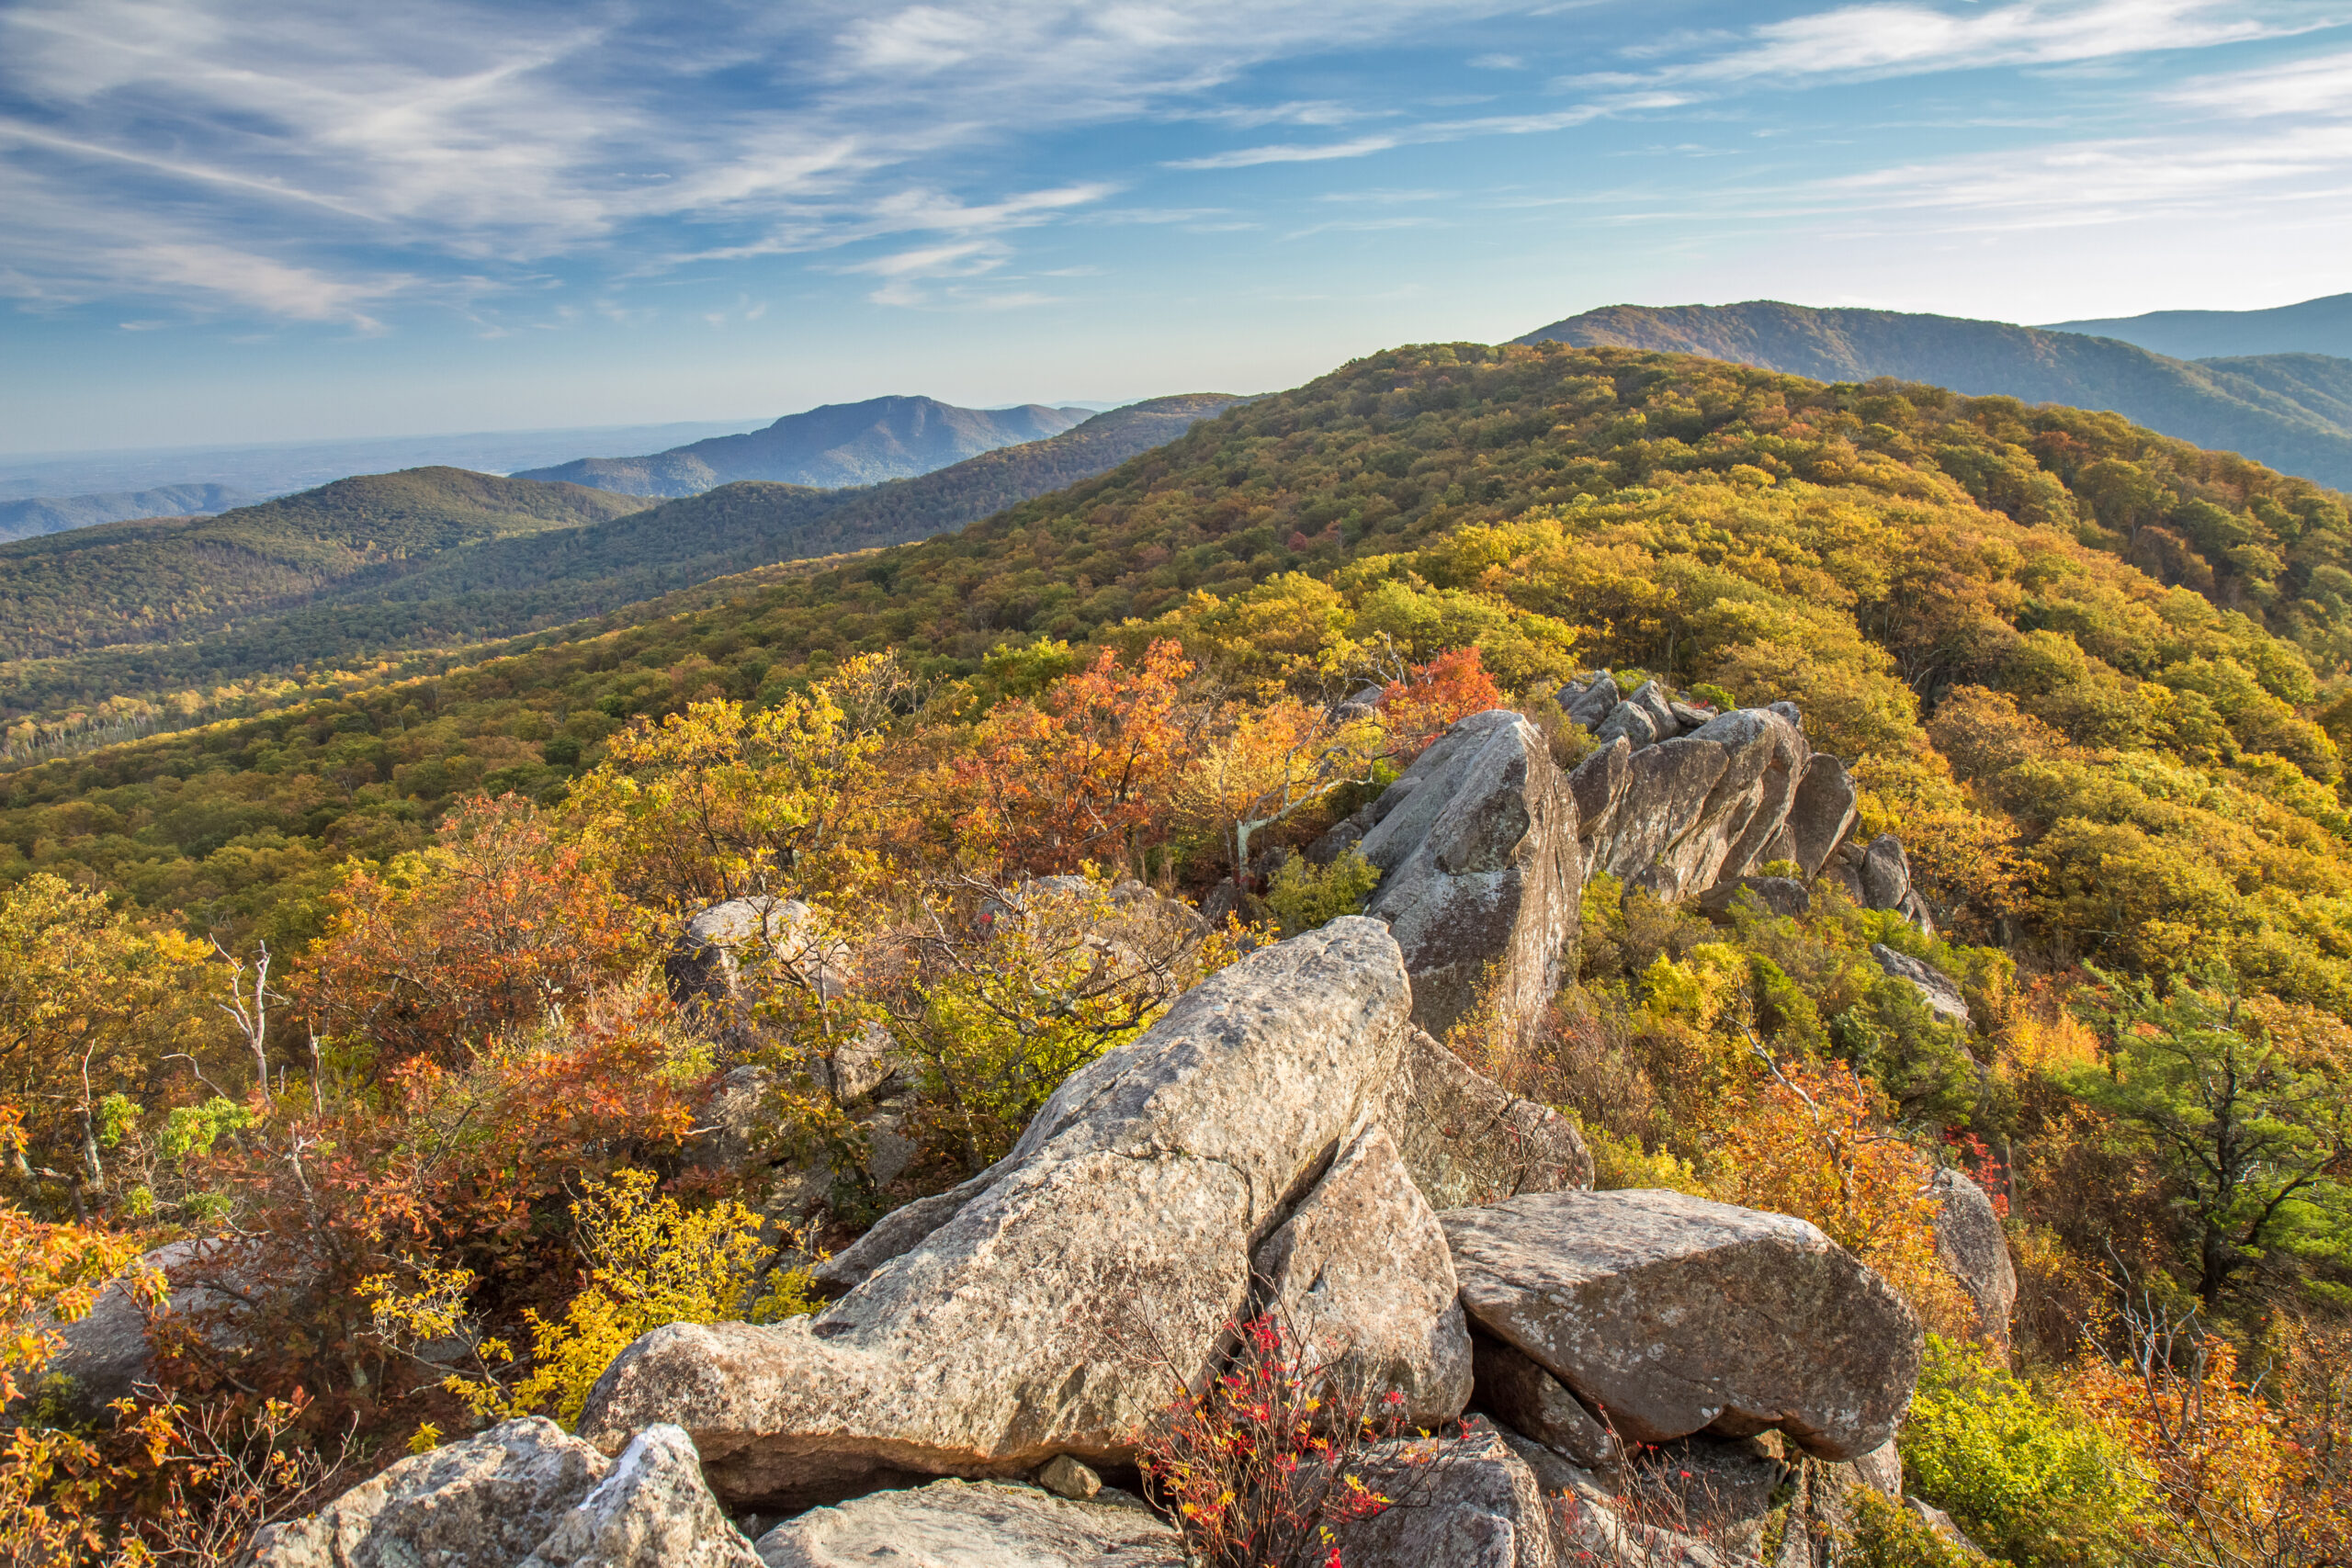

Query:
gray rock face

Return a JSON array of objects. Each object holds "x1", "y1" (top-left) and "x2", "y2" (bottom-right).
[
  {"x1": 1252, "y1": 1123, "x2": 1471, "y2": 1427},
  {"x1": 1471, "y1": 1332, "x2": 1616, "y2": 1470},
  {"x1": 523, "y1": 1426, "x2": 764, "y2": 1568},
  {"x1": 1358, "y1": 710, "x2": 1580, "y2": 1042},
  {"x1": 1330, "y1": 1420, "x2": 1558, "y2": 1568},
  {"x1": 1568, "y1": 736, "x2": 1633, "y2": 842},
  {"x1": 1871, "y1": 944, "x2": 1970, "y2": 1026},
  {"x1": 1630, "y1": 680, "x2": 1679, "y2": 737},
  {"x1": 1780, "y1": 757, "x2": 1860, "y2": 880},
  {"x1": 1927, "y1": 1168, "x2": 2018, "y2": 1357},
  {"x1": 1583, "y1": 707, "x2": 1811, "y2": 906},
  {"x1": 254, "y1": 1418, "x2": 756, "y2": 1568},
  {"x1": 754, "y1": 1480, "x2": 1180, "y2": 1568},
  {"x1": 1442, "y1": 1190, "x2": 1923, "y2": 1461},
  {"x1": 1562, "y1": 673, "x2": 1621, "y2": 728},
  {"x1": 1372, "y1": 1029, "x2": 1593, "y2": 1211},
  {"x1": 578, "y1": 919, "x2": 1418, "y2": 1508},
  {"x1": 1629, "y1": 1437, "x2": 1788, "y2": 1560}
]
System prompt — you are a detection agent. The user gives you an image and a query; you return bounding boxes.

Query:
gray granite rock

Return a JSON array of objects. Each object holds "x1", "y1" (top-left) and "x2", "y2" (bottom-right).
[{"x1": 754, "y1": 1480, "x2": 1179, "y2": 1568}]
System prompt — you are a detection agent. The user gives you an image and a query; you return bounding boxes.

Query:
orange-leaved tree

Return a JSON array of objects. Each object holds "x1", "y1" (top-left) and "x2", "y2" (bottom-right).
[
  {"x1": 299, "y1": 795, "x2": 641, "y2": 1070},
  {"x1": 1710, "y1": 1054, "x2": 1974, "y2": 1337},
  {"x1": 1380, "y1": 646, "x2": 1504, "y2": 758},
  {"x1": 946, "y1": 639, "x2": 1200, "y2": 877}
]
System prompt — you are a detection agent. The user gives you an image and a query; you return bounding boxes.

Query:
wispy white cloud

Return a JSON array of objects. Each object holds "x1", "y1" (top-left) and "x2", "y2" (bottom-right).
[{"x1": 2165, "y1": 47, "x2": 2352, "y2": 117}]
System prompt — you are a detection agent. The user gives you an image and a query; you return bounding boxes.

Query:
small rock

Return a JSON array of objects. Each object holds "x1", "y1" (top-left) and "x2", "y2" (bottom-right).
[
  {"x1": 1035, "y1": 1454, "x2": 1102, "y2": 1501},
  {"x1": 1870, "y1": 944, "x2": 1969, "y2": 1026},
  {"x1": 1629, "y1": 679, "x2": 1679, "y2": 735},
  {"x1": 1596, "y1": 700, "x2": 1660, "y2": 750},
  {"x1": 523, "y1": 1425, "x2": 764, "y2": 1568},
  {"x1": 754, "y1": 1479, "x2": 1180, "y2": 1567},
  {"x1": 1562, "y1": 672, "x2": 1621, "y2": 728},
  {"x1": 1668, "y1": 701, "x2": 1717, "y2": 732},
  {"x1": 1471, "y1": 1332, "x2": 1617, "y2": 1470},
  {"x1": 1859, "y1": 835, "x2": 1912, "y2": 911}
]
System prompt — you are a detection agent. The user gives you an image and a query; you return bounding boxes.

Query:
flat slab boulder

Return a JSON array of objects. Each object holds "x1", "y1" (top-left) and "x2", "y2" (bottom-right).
[
  {"x1": 1372, "y1": 1029, "x2": 1592, "y2": 1211},
  {"x1": 1253, "y1": 1122, "x2": 1470, "y2": 1426},
  {"x1": 1357, "y1": 710, "x2": 1579, "y2": 1041},
  {"x1": 754, "y1": 1480, "x2": 1180, "y2": 1568},
  {"x1": 579, "y1": 919, "x2": 1417, "y2": 1508},
  {"x1": 1442, "y1": 1190, "x2": 1922, "y2": 1460},
  {"x1": 254, "y1": 1419, "x2": 758, "y2": 1568}
]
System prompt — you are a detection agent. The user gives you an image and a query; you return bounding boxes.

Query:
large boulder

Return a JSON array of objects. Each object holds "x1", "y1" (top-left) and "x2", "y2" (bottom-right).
[
  {"x1": 1584, "y1": 708, "x2": 1809, "y2": 905},
  {"x1": 1927, "y1": 1168, "x2": 2018, "y2": 1357},
  {"x1": 1251, "y1": 1123, "x2": 1471, "y2": 1427},
  {"x1": 1871, "y1": 944, "x2": 1971, "y2": 1026},
  {"x1": 1442, "y1": 1190, "x2": 1923, "y2": 1461},
  {"x1": 1357, "y1": 710, "x2": 1580, "y2": 1042},
  {"x1": 578, "y1": 919, "x2": 1419, "y2": 1508},
  {"x1": 1372, "y1": 1030, "x2": 1593, "y2": 1211},
  {"x1": 753, "y1": 1480, "x2": 1180, "y2": 1568},
  {"x1": 34, "y1": 1237, "x2": 305, "y2": 1413},
  {"x1": 253, "y1": 1419, "x2": 757, "y2": 1568}
]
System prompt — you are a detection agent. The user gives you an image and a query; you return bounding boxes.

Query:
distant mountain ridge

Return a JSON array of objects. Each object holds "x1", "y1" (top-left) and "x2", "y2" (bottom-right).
[
  {"x1": 0, "y1": 395, "x2": 1243, "y2": 719},
  {"x1": 2043, "y1": 293, "x2": 2352, "y2": 359},
  {"x1": 515, "y1": 395, "x2": 1094, "y2": 498},
  {"x1": 0, "y1": 483, "x2": 256, "y2": 542},
  {"x1": 1516, "y1": 301, "x2": 2352, "y2": 490}
]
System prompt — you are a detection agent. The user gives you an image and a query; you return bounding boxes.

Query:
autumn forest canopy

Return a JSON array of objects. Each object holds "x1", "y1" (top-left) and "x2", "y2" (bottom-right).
[{"x1": 6, "y1": 341, "x2": 2352, "y2": 1562}]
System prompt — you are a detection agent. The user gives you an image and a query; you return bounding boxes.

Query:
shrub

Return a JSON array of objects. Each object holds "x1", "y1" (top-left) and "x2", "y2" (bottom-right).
[
  {"x1": 1264, "y1": 851, "x2": 1381, "y2": 939},
  {"x1": 1903, "y1": 1335, "x2": 2154, "y2": 1567}
]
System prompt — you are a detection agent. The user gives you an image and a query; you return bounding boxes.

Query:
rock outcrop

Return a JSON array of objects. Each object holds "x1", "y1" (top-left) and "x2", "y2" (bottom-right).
[
  {"x1": 1250, "y1": 1122, "x2": 1472, "y2": 1426},
  {"x1": 1574, "y1": 705, "x2": 1811, "y2": 906},
  {"x1": 753, "y1": 1480, "x2": 1181, "y2": 1568},
  {"x1": 1442, "y1": 1190, "x2": 1923, "y2": 1460},
  {"x1": 1823, "y1": 835, "x2": 1935, "y2": 933},
  {"x1": 578, "y1": 918, "x2": 1430, "y2": 1508},
  {"x1": 1357, "y1": 710, "x2": 1580, "y2": 1041},
  {"x1": 1927, "y1": 1168, "x2": 2018, "y2": 1357},
  {"x1": 253, "y1": 1419, "x2": 758, "y2": 1568},
  {"x1": 1330, "y1": 1420, "x2": 1558, "y2": 1568},
  {"x1": 1372, "y1": 1029, "x2": 1593, "y2": 1210}
]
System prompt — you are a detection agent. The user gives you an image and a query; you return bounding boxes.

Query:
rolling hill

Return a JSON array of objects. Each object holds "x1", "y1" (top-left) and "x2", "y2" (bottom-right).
[
  {"x1": 0, "y1": 483, "x2": 256, "y2": 543},
  {"x1": 2044, "y1": 291, "x2": 2352, "y2": 359},
  {"x1": 0, "y1": 468, "x2": 644, "y2": 664},
  {"x1": 1518, "y1": 301, "x2": 2352, "y2": 491},
  {"x1": 0, "y1": 395, "x2": 1243, "y2": 720},
  {"x1": 514, "y1": 395, "x2": 1094, "y2": 498}
]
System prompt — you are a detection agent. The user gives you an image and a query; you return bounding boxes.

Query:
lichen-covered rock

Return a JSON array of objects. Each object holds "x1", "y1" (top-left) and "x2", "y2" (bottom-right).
[
  {"x1": 1372, "y1": 1030, "x2": 1592, "y2": 1211},
  {"x1": 1357, "y1": 710, "x2": 1579, "y2": 1041},
  {"x1": 1254, "y1": 1122, "x2": 1471, "y2": 1427},
  {"x1": 1871, "y1": 944, "x2": 1970, "y2": 1026},
  {"x1": 578, "y1": 919, "x2": 1417, "y2": 1508},
  {"x1": 1329, "y1": 1419, "x2": 1557, "y2": 1568},
  {"x1": 753, "y1": 1479, "x2": 1180, "y2": 1568},
  {"x1": 1568, "y1": 736, "x2": 1633, "y2": 843},
  {"x1": 522, "y1": 1425, "x2": 764, "y2": 1568},
  {"x1": 1442, "y1": 1190, "x2": 1923, "y2": 1461},
  {"x1": 1927, "y1": 1168, "x2": 2018, "y2": 1358},
  {"x1": 252, "y1": 1418, "x2": 614, "y2": 1568},
  {"x1": 1859, "y1": 836, "x2": 1912, "y2": 912}
]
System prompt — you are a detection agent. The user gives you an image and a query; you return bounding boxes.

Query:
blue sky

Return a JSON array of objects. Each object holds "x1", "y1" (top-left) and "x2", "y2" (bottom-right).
[{"x1": 3, "y1": 0, "x2": 2348, "y2": 453}]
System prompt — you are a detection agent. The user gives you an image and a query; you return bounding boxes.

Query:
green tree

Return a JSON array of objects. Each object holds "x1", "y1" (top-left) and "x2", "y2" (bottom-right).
[{"x1": 2074, "y1": 967, "x2": 2352, "y2": 1305}]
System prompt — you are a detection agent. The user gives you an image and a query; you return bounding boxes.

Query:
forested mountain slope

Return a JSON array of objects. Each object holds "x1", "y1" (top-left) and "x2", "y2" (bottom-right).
[
  {"x1": 1521, "y1": 301, "x2": 2352, "y2": 490},
  {"x1": 11, "y1": 341, "x2": 2352, "y2": 1000},
  {"x1": 0, "y1": 397, "x2": 1241, "y2": 722},
  {"x1": 513, "y1": 394, "x2": 1092, "y2": 497},
  {"x1": 0, "y1": 468, "x2": 642, "y2": 663},
  {"x1": 2046, "y1": 290, "x2": 2352, "y2": 359}
]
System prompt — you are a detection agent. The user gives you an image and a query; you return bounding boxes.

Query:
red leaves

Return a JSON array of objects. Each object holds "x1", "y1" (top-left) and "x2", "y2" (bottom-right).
[{"x1": 1381, "y1": 648, "x2": 1504, "y2": 759}]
